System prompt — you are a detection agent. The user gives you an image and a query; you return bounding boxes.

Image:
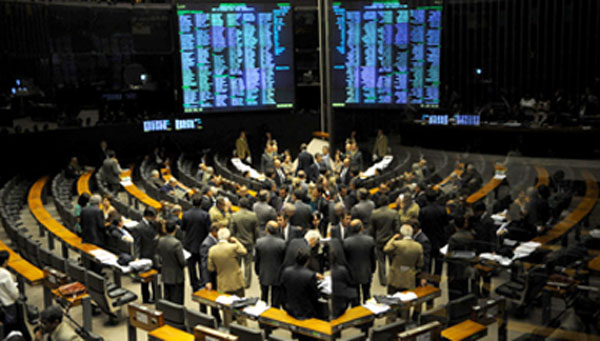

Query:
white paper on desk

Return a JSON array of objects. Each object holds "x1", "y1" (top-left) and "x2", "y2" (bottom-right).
[
  {"x1": 216, "y1": 295, "x2": 240, "y2": 305},
  {"x1": 318, "y1": 276, "x2": 332, "y2": 295},
  {"x1": 393, "y1": 291, "x2": 418, "y2": 302},
  {"x1": 243, "y1": 301, "x2": 270, "y2": 317},
  {"x1": 362, "y1": 299, "x2": 390, "y2": 314},
  {"x1": 439, "y1": 244, "x2": 448, "y2": 256},
  {"x1": 183, "y1": 249, "x2": 191, "y2": 261},
  {"x1": 124, "y1": 220, "x2": 138, "y2": 228},
  {"x1": 89, "y1": 249, "x2": 117, "y2": 263},
  {"x1": 494, "y1": 173, "x2": 506, "y2": 180},
  {"x1": 120, "y1": 179, "x2": 133, "y2": 186}
]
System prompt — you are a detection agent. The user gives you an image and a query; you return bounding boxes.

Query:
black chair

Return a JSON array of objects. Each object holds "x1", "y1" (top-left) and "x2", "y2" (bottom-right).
[
  {"x1": 156, "y1": 299, "x2": 186, "y2": 331},
  {"x1": 370, "y1": 319, "x2": 406, "y2": 340},
  {"x1": 50, "y1": 253, "x2": 67, "y2": 273},
  {"x1": 495, "y1": 264, "x2": 549, "y2": 309},
  {"x1": 421, "y1": 294, "x2": 477, "y2": 328},
  {"x1": 66, "y1": 260, "x2": 86, "y2": 284},
  {"x1": 184, "y1": 308, "x2": 216, "y2": 332},
  {"x1": 37, "y1": 247, "x2": 54, "y2": 269},
  {"x1": 229, "y1": 323, "x2": 264, "y2": 341},
  {"x1": 85, "y1": 271, "x2": 137, "y2": 323}
]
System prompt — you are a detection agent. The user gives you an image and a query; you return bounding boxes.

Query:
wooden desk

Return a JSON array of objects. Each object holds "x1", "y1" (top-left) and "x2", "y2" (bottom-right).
[
  {"x1": 466, "y1": 171, "x2": 505, "y2": 205},
  {"x1": 148, "y1": 325, "x2": 194, "y2": 341},
  {"x1": 120, "y1": 168, "x2": 162, "y2": 211},
  {"x1": 433, "y1": 165, "x2": 464, "y2": 191},
  {"x1": 532, "y1": 170, "x2": 598, "y2": 245},
  {"x1": 77, "y1": 170, "x2": 93, "y2": 196},
  {"x1": 535, "y1": 166, "x2": 550, "y2": 188},
  {"x1": 160, "y1": 168, "x2": 194, "y2": 195},
  {"x1": 441, "y1": 320, "x2": 487, "y2": 340},
  {"x1": 50, "y1": 288, "x2": 93, "y2": 331},
  {"x1": 0, "y1": 240, "x2": 45, "y2": 286},
  {"x1": 588, "y1": 256, "x2": 600, "y2": 272}
]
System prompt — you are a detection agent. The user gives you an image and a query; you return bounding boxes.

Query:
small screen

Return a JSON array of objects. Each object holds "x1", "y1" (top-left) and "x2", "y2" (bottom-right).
[
  {"x1": 143, "y1": 119, "x2": 172, "y2": 132},
  {"x1": 174, "y1": 118, "x2": 204, "y2": 131},
  {"x1": 455, "y1": 114, "x2": 480, "y2": 126},
  {"x1": 177, "y1": 2, "x2": 295, "y2": 113}
]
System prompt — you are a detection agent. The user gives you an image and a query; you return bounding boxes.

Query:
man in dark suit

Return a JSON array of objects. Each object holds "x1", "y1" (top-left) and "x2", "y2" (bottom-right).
[
  {"x1": 273, "y1": 159, "x2": 286, "y2": 187},
  {"x1": 131, "y1": 207, "x2": 158, "y2": 303},
  {"x1": 411, "y1": 220, "x2": 431, "y2": 274},
  {"x1": 343, "y1": 220, "x2": 376, "y2": 303},
  {"x1": 80, "y1": 194, "x2": 106, "y2": 247},
  {"x1": 369, "y1": 195, "x2": 400, "y2": 286},
  {"x1": 280, "y1": 249, "x2": 324, "y2": 320},
  {"x1": 199, "y1": 223, "x2": 222, "y2": 326},
  {"x1": 296, "y1": 143, "x2": 313, "y2": 176},
  {"x1": 330, "y1": 211, "x2": 351, "y2": 240},
  {"x1": 350, "y1": 188, "x2": 375, "y2": 229},
  {"x1": 281, "y1": 230, "x2": 322, "y2": 273},
  {"x1": 253, "y1": 190, "x2": 277, "y2": 232},
  {"x1": 261, "y1": 141, "x2": 276, "y2": 173},
  {"x1": 101, "y1": 150, "x2": 122, "y2": 194},
  {"x1": 182, "y1": 195, "x2": 211, "y2": 292},
  {"x1": 418, "y1": 189, "x2": 449, "y2": 277},
  {"x1": 157, "y1": 221, "x2": 186, "y2": 304},
  {"x1": 349, "y1": 140, "x2": 363, "y2": 171},
  {"x1": 290, "y1": 189, "x2": 313, "y2": 230},
  {"x1": 446, "y1": 216, "x2": 475, "y2": 300},
  {"x1": 255, "y1": 221, "x2": 286, "y2": 307},
  {"x1": 229, "y1": 198, "x2": 259, "y2": 288},
  {"x1": 339, "y1": 158, "x2": 351, "y2": 186},
  {"x1": 469, "y1": 202, "x2": 496, "y2": 297},
  {"x1": 279, "y1": 205, "x2": 304, "y2": 244}
]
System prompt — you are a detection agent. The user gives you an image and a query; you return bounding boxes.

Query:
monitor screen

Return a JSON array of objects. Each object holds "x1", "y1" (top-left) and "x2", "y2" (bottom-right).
[
  {"x1": 177, "y1": 2, "x2": 295, "y2": 113},
  {"x1": 455, "y1": 114, "x2": 480, "y2": 126},
  {"x1": 331, "y1": 0, "x2": 442, "y2": 109},
  {"x1": 174, "y1": 118, "x2": 204, "y2": 131},
  {"x1": 143, "y1": 119, "x2": 172, "y2": 132}
]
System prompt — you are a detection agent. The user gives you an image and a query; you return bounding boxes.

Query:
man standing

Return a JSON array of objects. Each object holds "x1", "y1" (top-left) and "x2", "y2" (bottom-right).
[
  {"x1": 157, "y1": 221, "x2": 186, "y2": 304},
  {"x1": 253, "y1": 190, "x2": 277, "y2": 231},
  {"x1": 351, "y1": 188, "x2": 375, "y2": 229},
  {"x1": 418, "y1": 189, "x2": 448, "y2": 277},
  {"x1": 343, "y1": 220, "x2": 376, "y2": 303},
  {"x1": 384, "y1": 225, "x2": 424, "y2": 293},
  {"x1": 279, "y1": 207, "x2": 304, "y2": 243},
  {"x1": 101, "y1": 150, "x2": 122, "y2": 194},
  {"x1": 296, "y1": 143, "x2": 313, "y2": 176},
  {"x1": 199, "y1": 223, "x2": 222, "y2": 326},
  {"x1": 236, "y1": 130, "x2": 251, "y2": 162},
  {"x1": 329, "y1": 211, "x2": 351, "y2": 240},
  {"x1": 254, "y1": 221, "x2": 286, "y2": 307},
  {"x1": 369, "y1": 195, "x2": 400, "y2": 285},
  {"x1": 182, "y1": 195, "x2": 211, "y2": 292},
  {"x1": 229, "y1": 198, "x2": 259, "y2": 288},
  {"x1": 280, "y1": 249, "x2": 323, "y2": 320},
  {"x1": 80, "y1": 194, "x2": 106, "y2": 248},
  {"x1": 290, "y1": 189, "x2": 313, "y2": 230},
  {"x1": 372, "y1": 129, "x2": 388, "y2": 160},
  {"x1": 208, "y1": 228, "x2": 247, "y2": 326},
  {"x1": 131, "y1": 208, "x2": 158, "y2": 303},
  {"x1": 209, "y1": 197, "x2": 232, "y2": 227},
  {"x1": 447, "y1": 216, "x2": 475, "y2": 300}
]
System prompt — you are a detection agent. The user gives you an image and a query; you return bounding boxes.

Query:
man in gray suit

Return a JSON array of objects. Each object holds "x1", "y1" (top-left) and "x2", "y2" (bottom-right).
[
  {"x1": 230, "y1": 198, "x2": 259, "y2": 288},
  {"x1": 255, "y1": 221, "x2": 286, "y2": 307},
  {"x1": 351, "y1": 188, "x2": 375, "y2": 229},
  {"x1": 369, "y1": 195, "x2": 400, "y2": 286},
  {"x1": 343, "y1": 220, "x2": 376, "y2": 303},
  {"x1": 279, "y1": 206, "x2": 304, "y2": 243},
  {"x1": 80, "y1": 194, "x2": 106, "y2": 248},
  {"x1": 157, "y1": 221, "x2": 186, "y2": 304},
  {"x1": 101, "y1": 150, "x2": 122, "y2": 194},
  {"x1": 253, "y1": 190, "x2": 277, "y2": 233},
  {"x1": 131, "y1": 208, "x2": 158, "y2": 303},
  {"x1": 290, "y1": 189, "x2": 313, "y2": 229}
]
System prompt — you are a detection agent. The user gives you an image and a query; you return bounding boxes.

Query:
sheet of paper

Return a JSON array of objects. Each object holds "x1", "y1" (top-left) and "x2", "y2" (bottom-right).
[
  {"x1": 215, "y1": 295, "x2": 240, "y2": 305},
  {"x1": 393, "y1": 291, "x2": 418, "y2": 302},
  {"x1": 439, "y1": 244, "x2": 448, "y2": 256},
  {"x1": 362, "y1": 299, "x2": 390, "y2": 314},
  {"x1": 243, "y1": 301, "x2": 270, "y2": 317}
]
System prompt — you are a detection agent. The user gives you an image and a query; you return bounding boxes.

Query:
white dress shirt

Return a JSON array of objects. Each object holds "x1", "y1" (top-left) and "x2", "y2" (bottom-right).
[{"x1": 0, "y1": 267, "x2": 20, "y2": 306}]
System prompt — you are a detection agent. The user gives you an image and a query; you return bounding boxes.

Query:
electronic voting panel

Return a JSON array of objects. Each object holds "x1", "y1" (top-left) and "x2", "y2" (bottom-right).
[
  {"x1": 177, "y1": 2, "x2": 295, "y2": 113},
  {"x1": 331, "y1": 0, "x2": 442, "y2": 108}
]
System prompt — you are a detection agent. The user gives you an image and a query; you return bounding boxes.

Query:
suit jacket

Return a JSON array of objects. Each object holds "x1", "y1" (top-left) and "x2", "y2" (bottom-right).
[
  {"x1": 471, "y1": 213, "x2": 497, "y2": 253},
  {"x1": 208, "y1": 240, "x2": 247, "y2": 293},
  {"x1": 331, "y1": 263, "x2": 358, "y2": 318},
  {"x1": 370, "y1": 207, "x2": 400, "y2": 246},
  {"x1": 132, "y1": 219, "x2": 157, "y2": 260},
  {"x1": 253, "y1": 201, "x2": 277, "y2": 230},
  {"x1": 261, "y1": 152, "x2": 274, "y2": 173},
  {"x1": 281, "y1": 238, "x2": 310, "y2": 273},
  {"x1": 398, "y1": 202, "x2": 420, "y2": 224},
  {"x1": 281, "y1": 224, "x2": 304, "y2": 244},
  {"x1": 343, "y1": 233, "x2": 376, "y2": 284},
  {"x1": 351, "y1": 200, "x2": 375, "y2": 228},
  {"x1": 209, "y1": 206, "x2": 231, "y2": 226},
  {"x1": 80, "y1": 205, "x2": 106, "y2": 247},
  {"x1": 419, "y1": 203, "x2": 449, "y2": 249},
  {"x1": 447, "y1": 230, "x2": 475, "y2": 280},
  {"x1": 281, "y1": 264, "x2": 321, "y2": 320},
  {"x1": 229, "y1": 208, "x2": 259, "y2": 248},
  {"x1": 290, "y1": 200, "x2": 313, "y2": 229},
  {"x1": 372, "y1": 135, "x2": 388, "y2": 158},
  {"x1": 350, "y1": 150, "x2": 363, "y2": 171},
  {"x1": 101, "y1": 157, "x2": 122, "y2": 185},
  {"x1": 296, "y1": 151, "x2": 314, "y2": 175},
  {"x1": 236, "y1": 137, "x2": 250, "y2": 159},
  {"x1": 181, "y1": 207, "x2": 211, "y2": 254},
  {"x1": 199, "y1": 234, "x2": 218, "y2": 287},
  {"x1": 307, "y1": 163, "x2": 320, "y2": 183},
  {"x1": 329, "y1": 223, "x2": 347, "y2": 240},
  {"x1": 255, "y1": 235, "x2": 286, "y2": 286},
  {"x1": 157, "y1": 235, "x2": 186, "y2": 284},
  {"x1": 413, "y1": 231, "x2": 431, "y2": 272},
  {"x1": 384, "y1": 238, "x2": 424, "y2": 290},
  {"x1": 339, "y1": 167, "x2": 350, "y2": 185}
]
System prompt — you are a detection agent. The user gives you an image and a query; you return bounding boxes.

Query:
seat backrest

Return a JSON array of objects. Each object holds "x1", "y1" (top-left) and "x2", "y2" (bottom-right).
[
  {"x1": 85, "y1": 271, "x2": 111, "y2": 314},
  {"x1": 37, "y1": 246, "x2": 54, "y2": 269},
  {"x1": 447, "y1": 293, "x2": 478, "y2": 326},
  {"x1": 66, "y1": 260, "x2": 86, "y2": 283},
  {"x1": 50, "y1": 253, "x2": 66, "y2": 273},
  {"x1": 156, "y1": 299, "x2": 185, "y2": 330},
  {"x1": 229, "y1": 323, "x2": 263, "y2": 341},
  {"x1": 25, "y1": 239, "x2": 40, "y2": 266},
  {"x1": 370, "y1": 319, "x2": 406, "y2": 340},
  {"x1": 184, "y1": 308, "x2": 216, "y2": 332}
]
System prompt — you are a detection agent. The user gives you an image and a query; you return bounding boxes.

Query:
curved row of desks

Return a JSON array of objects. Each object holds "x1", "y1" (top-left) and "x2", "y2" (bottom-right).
[
  {"x1": 0, "y1": 239, "x2": 45, "y2": 287},
  {"x1": 120, "y1": 167, "x2": 162, "y2": 211}
]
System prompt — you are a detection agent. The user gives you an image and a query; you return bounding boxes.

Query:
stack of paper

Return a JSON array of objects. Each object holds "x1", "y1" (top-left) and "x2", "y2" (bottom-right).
[
  {"x1": 362, "y1": 299, "x2": 390, "y2": 314},
  {"x1": 231, "y1": 158, "x2": 264, "y2": 180},
  {"x1": 479, "y1": 253, "x2": 512, "y2": 267},
  {"x1": 243, "y1": 301, "x2": 270, "y2": 317},
  {"x1": 393, "y1": 291, "x2": 418, "y2": 302},
  {"x1": 216, "y1": 295, "x2": 241, "y2": 305},
  {"x1": 89, "y1": 249, "x2": 117, "y2": 263},
  {"x1": 513, "y1": 241, "x2": 541, "y2": 259}
]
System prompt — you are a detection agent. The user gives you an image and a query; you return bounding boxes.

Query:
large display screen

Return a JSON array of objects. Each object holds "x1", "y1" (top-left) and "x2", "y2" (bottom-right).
[
  {"x1": 331, "y1": 0, "x2": 442, "y2": 109},
  {"x1": 177, "y1": 2, "x2": 295, "y2": 113}
]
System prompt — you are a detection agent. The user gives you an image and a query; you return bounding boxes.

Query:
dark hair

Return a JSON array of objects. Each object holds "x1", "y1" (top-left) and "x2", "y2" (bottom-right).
[
  {"x1": 210, "y1": 222, "x2": 221, "y2": 232},
  {"x1": 473, "y1": 201, "x2": 486, "y2": 213},
  {"x1": 77, "y1": 193, "x2": 90, "y2": 207},
  {"x1": 41, "y1": 305, "x2": 63, "y2": 324},
  {"x1": 454, "y1": 216, "x2": 466, "y2": 229},
  {"x1": 111, "y1": 214, "x2": 122, "y2": 226},
  {"x1": 192, "y1": 194, "x2": 203, "y2": 207},
  {"x1": 425, "y1": 189, "x2": 438, "y2": 202},
  {"x1": 347, "y1": 220, "x2": 362, "y2": 234},
  {"x1": 165, "y1": 221, "x2": 177, "y2": 234},
  {"x1": 357, "y1": 188, "x2": 368, "y2": 201},
  {"x1": 295, "y1": 249, "x2": 310, "y2": 266},
  {"x1": 143, "y1": 207, "x2": 157, "y2": 218},
  {"x1": 0, "y1": 251, "x2": 9, "y2": 265},
  {"x1": 538, "y1": 184, "x2": 550, "y2": 199},
  {"x1": 377, "y1": 195, "x2": 389, "y2": 208},
  {"x1": 293, "y1": 189, "x2": 305, "y2": 201},
  {"x1": 259, "y1": 190, "x2": 269, "y2": 202},
  {"x1": 106, "y1": 150, "x2": 116, "y2": 158},
  {"x1": 239, "y1": 198, "x2": 251, "y2": 210}
]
